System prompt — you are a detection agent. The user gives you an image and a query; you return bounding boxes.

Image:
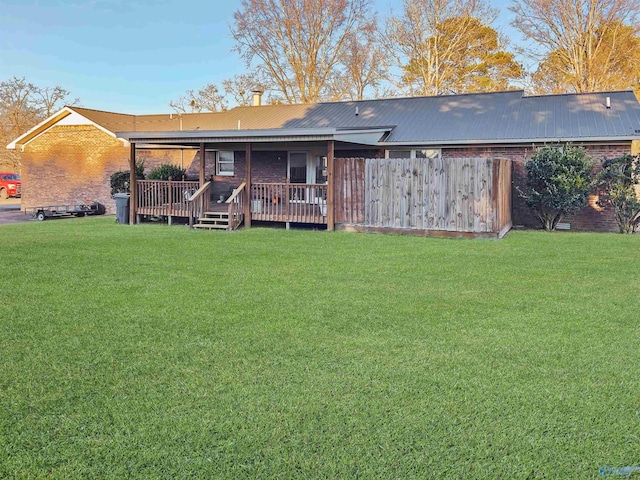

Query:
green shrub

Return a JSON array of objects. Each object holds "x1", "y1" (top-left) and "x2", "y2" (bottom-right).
[
  {"x1": 146, "y1": 164, "x2": 187, "y2": 181},
  {"x1": 110, "y1": 161, "x2": 145, "y2": 194},
  {"x1": 595, "y1": 153, "x2": 640, "y2": 233},
  {"x1": 519, "y1": 144, "x2": 594, "y2": 231}
]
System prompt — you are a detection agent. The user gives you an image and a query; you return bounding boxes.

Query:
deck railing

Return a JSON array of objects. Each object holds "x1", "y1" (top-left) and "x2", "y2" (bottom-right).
[
  {"x1": 251, "y1": 182, "x2": 327, "y2": 224},
  {"x1": 136, "y1": 179, "x2": 200, "y2": 218},
  {"x1": 186, "y1": 181, "x2": 212, "y2": 227},
  {"x1": 226, "y1": 182, "x2": 246, "y2": 230}
]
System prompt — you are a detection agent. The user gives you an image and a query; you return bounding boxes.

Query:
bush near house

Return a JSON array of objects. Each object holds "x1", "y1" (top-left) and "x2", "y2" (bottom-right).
[
  {"x1": 110, "y1": 161, "x2": 145, "y2": 194},
  {"x1": 146, "y1": 163, "x2": 187, "y2": 181},
  {"x1": 595, "y1": 153, "x2": 640, "y2": 233},
  {"x1": 519, "y1": 144, "x2": 594, "y2": 231}
]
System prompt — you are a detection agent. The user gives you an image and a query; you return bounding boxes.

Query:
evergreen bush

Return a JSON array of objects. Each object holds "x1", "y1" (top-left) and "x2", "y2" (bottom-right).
[
  {"x1": 110, "y1": 161, "x2": 145, "y2": 194},
  {"x1": 519, "y1": 144, "x2": 594, "y2": 231},
  {"x1": 146, "y1": 164, "x2": 187, "y2": 181},
  {"x1": 595, "y1": 153, "x2": 640, "y2": 233}
]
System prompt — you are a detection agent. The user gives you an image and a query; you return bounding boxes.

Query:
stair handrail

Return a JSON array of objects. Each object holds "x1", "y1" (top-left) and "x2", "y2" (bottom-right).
[
  {"x1": 226, "y1": 182, "x2": 246, "y2": 230},
  {"x1": 225, "y1": 182, "x2": 246, "y2": 205},
  {"x1": 187, "y1": 181, "x2": 212, "y2": 228}
]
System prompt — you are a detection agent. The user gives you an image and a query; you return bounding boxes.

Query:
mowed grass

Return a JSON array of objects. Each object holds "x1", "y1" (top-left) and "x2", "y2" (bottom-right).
[{"x1": 0, "y1": 217, "x2": 638, "y2": 479}]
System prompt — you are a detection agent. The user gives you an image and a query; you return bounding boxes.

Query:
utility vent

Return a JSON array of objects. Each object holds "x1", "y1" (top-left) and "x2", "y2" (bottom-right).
[{"x1": 556, "y1": 222, "x2": 571, "y2": 230}]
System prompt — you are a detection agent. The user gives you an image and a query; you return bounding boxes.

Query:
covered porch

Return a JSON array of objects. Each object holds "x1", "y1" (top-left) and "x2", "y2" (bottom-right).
[{"x1": 118, "y1": 127, "x2": 388, "y2": 230}]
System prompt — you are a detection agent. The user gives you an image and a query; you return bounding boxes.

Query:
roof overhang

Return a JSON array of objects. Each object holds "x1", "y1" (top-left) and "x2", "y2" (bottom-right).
[
  {"x1": 6, "y1": 106, "x2": 129, "y2": 150},
  {"x1": 6, "y1": 108, "x2": 74, "y2": 150},
  {"x1": 116, "y1": 127, "x2": 393, "y2": 146},
  {"x1": 381, "y1": 136, "x2": 638, "y2": 146}
]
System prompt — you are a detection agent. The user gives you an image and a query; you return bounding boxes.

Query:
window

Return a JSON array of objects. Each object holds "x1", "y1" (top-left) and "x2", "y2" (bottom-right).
[
  {"x1": 216, "y1": 151, "x2": 234, "y2": 176},
  {"x1": 387, "y1": 148, "x2": 440, "y2": 159}
]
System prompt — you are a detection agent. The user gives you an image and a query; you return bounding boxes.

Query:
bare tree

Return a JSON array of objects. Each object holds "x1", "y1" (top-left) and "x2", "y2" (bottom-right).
[
  {"x1": 511, "y1": 0, "x2": 640, "y2": 93},
  {"x1": 384, "y1": 0, "x2": 519, "y2": 96},
  {"x1": 169, "y1": 84, "x2": 228, "y2": 113},
  {"x1": 340, "y1": 22, "x2": 391, "y2": 100},
  {"x1": 231, "y1": 0, "x2": 376, "y2": 103},
  {"x1": 37, "y1": 86, "x2": 80, "y2": 117},
  {"x1": 222, "y1": 71, "x2": 271, "y2": 106},
  {"x1": 1, "y1": 77, "x2": 77, "y2": 170}
]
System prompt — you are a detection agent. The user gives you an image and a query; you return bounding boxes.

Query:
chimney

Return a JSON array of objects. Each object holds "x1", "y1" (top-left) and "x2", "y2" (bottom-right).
[{"x1": 252, "y1": 90, "x2": 263, "y2": 107}]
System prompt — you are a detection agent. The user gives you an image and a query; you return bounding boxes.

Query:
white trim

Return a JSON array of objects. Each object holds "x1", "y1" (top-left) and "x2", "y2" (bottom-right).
[
  {"x1": 6, "y1": 106, "x2": 128, "y2": 150},
  {"x1": 7, "y1": 107, "x2": 71, "y2": 149},
  {"x1": 215, "y1": 150, "x2": 235, "y2": 176},
  {"x1": 57, "y1": 111, "x2": 95, "y2": 126}
]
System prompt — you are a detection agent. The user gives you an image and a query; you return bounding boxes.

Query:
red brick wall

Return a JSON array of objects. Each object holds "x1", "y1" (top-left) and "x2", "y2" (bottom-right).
[
  {"x1": 21, "y1": 125, "x2": 129, "y2": 214},
  {"x1": 442, "y1": 144, "x2": 631, "y2": 232},
  {"x1": 20, "y1": 126, "x2": 198, "y2": 215}
]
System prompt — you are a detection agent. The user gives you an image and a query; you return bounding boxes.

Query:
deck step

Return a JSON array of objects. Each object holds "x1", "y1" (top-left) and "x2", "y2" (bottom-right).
[
  {"x1": 202, "y1": 211, "x2": 229, "y2": 218},
  {"x1": 197, "y1": 217, "x2": 228, "y2": 223},
  {"x1": 193, "y1": 223, "x2": 229, "y2": 230},
  {"x1": 194, "y1": 209, "x2": 233, "y2": 231}
]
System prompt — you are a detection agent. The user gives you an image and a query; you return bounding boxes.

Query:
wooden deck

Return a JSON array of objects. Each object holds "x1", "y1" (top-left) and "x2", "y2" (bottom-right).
[
  {"x1": 135, "y1": 180, "x2": 329, "y2": 226},
  {"x1": 251, "y1": 200, "x2": 327, "y2": 223},
  {"x1": 250, "y1": 183, "x2": 328, "y2": 224}
]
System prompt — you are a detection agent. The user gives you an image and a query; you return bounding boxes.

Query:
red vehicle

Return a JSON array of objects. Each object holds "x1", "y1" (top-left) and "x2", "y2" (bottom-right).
[{"x1": 0, "y1": 172, "x2": 21, "y2": 199}]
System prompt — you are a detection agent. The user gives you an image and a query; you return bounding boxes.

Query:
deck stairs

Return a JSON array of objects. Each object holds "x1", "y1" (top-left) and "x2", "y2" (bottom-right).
[{"x1": 193, "y1": 211, "x2": 230, "y2": 230}]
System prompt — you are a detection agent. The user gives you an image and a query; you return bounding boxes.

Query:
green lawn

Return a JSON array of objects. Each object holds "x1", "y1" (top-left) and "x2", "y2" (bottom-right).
[{"x1": 1, "y1": 217, "x2": 638, "y2": 479}]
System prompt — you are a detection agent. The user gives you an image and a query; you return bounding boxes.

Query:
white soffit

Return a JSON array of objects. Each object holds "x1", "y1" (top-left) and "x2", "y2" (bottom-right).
[{"x1": 57, "y1": 111, "x2": 95, "y2": 126}]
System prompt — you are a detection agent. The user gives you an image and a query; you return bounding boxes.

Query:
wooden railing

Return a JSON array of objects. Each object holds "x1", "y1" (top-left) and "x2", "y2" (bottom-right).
[
  {"x1": 187, "y1": 181, "x2": 212, "y2": 227},
  {"x1": 226, "y1": 182, "x2": 246, "y2": 230},
  {"x1": 136, "y1": 179, "x2": 200, "y2": 219},
  {"x1": 250, "y1": 183, "x2": 328, "y2": 224}
]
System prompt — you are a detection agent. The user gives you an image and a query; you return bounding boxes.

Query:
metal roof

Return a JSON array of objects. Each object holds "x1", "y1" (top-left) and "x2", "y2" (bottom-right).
[
  {"x1": 115, "y1": 90, "x2": 640, "y2": 145},
  {"x1": 10, "y1": 90, "x2": 640, "y2": 150},
  {"x1": 118, "y1": 127, "x2": 393, "y2": 146}
]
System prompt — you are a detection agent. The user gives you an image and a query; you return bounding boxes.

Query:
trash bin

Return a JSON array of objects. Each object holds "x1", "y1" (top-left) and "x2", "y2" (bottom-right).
[{"x1": 113, "y1": 193, "x2": 130, "y2": 224}]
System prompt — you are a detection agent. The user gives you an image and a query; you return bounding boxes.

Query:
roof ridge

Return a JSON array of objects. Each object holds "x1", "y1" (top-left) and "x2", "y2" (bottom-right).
[
  {"x1": 319, "y1": 89, "x2": 526, "y2": 106},
  {"x1": 229, "y1": 89, "x2": 527, "y2": 110},
  {"x1": 68, "y1": 105, "x2": 135, "y2": 118},
  {"x1": 524, "y1": 90, "x2": 634, "y2": 99}
]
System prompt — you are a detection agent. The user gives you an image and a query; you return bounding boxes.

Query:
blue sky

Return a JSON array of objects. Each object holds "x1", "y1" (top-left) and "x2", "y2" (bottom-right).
[{"x1": 0, "y1": 0, "x2": 521, "y2": 114}]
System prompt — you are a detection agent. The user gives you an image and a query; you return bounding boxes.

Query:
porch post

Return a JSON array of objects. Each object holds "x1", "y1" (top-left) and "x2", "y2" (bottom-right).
[
  {"x1": 199, "y1": 142, "x2": 206, "y2": 185},
  {"x1": 129, "y1": 142, "x2": 137, "y2": 225},
  {"x1": 245, "y1": 142, "x2": 252, "y2": 227},
  {"x1": 327, "y1": 140, "x2": 335, "y2": 231}
]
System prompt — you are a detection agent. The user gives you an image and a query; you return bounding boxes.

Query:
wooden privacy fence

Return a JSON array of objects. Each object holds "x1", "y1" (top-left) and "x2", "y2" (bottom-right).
[{"x1": 334, "y1": 157, "x2": 512, "y2": 236}]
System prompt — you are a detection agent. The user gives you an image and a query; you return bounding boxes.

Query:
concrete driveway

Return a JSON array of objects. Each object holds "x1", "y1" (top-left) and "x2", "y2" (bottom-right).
[{"x1": 0, "y1": 199, "x2": 31, "y2": 225}]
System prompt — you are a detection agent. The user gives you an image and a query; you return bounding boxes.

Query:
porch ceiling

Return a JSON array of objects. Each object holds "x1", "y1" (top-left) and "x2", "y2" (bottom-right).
[{"x1": 115, "y1": 127, "x2": 393, "y2": 146}]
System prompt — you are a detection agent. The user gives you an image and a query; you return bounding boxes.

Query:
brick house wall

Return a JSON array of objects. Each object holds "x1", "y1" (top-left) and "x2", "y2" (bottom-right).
[
  {"x1": 20, "y1": 125, "x2": 198, "y2": 215},
  {"x1": 137, "y1": 149, "x2": 198, "y2": 178},
  {"x1": 21, "y1": 125, "x2": 129, "y2": 215},
  {"x1": 442, "y1": 143, "x2": 631, "y2": 232}
]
